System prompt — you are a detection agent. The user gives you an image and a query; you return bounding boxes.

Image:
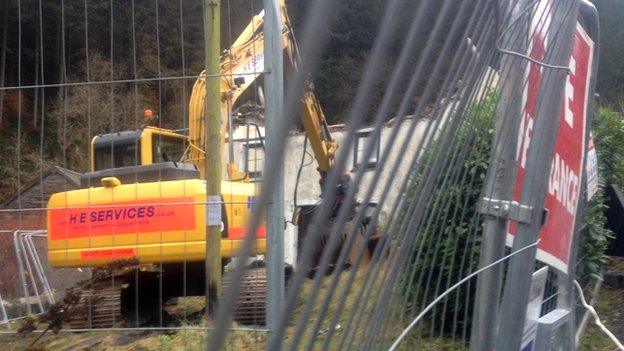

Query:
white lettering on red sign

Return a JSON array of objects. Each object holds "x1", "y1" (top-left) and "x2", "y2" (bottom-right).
[{"x1": 548, "y1": 152, "x2": 580, "y2": 215}]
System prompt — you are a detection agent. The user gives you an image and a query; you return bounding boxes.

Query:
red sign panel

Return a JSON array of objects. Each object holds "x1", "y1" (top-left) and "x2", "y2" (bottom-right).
[
  {"x1": 49, "y1": 197, "x2": 197, "y2": 241},
  {"x1": 508, "y1": 23, "x2": 594, "y2": 272}
]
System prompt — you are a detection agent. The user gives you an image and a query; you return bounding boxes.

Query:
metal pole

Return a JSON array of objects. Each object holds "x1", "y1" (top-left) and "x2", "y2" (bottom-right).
[
  {"x1": 14, "y1": 231, "x2": 31, "y2": 315},
  {"x1": 0, "y1": 0, "x2": 7, "y2": 127},
  {"x1": 567, "y1": 3, "x2": 600, "y2": 349},
  {"x1": 495, "y1": 1, "x2": 579, "y2": 349},
  {"x1": 470, "y1": 1, "x2": 529, "y2": 350},
  {"x1": 19, "y1": 235, "x2": 44, "y2": 314},
  {"x1": 203, "y1": 0, "x2": 222, "y2": 333},
  {"x1": 263, "y1": 0, "x2": 285, "y2": 337},
  {"x1": 25, "y1": 233, "x2": 55, "y2": 305},
  {"x1": 31, "y1": 233, "x2": 56, "y2": 304},
  {"x1": 0, "y1": 290, "x2": 8, "y2": 327}
]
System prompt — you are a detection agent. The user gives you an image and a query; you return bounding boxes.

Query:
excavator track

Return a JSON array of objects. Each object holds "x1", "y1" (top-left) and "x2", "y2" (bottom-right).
[
  {"x1": 65, "y1": 265, "x2": 268, "y2": 328},
  {"x1": 69, "y1": 279, "x2": 124, "y2": 329},
  {"x1": 222, "y1": 267, "x2": 267, "y2": 326}
]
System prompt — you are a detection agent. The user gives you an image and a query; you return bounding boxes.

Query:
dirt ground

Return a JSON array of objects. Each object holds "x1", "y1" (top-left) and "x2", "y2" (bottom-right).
[{"x1": 2, "y1": 262, "x2": 623, "y2": 351}]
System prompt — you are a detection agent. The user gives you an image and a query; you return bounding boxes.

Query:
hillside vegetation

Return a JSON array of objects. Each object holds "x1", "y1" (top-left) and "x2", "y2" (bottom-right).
[{"x1": 0, "y1": 0, "x2": 622, "y2": 221}]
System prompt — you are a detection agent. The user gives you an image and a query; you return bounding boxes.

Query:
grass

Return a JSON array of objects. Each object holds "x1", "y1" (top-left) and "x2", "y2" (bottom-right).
[
  {"x1": 17, "y1": 260, "x2": 624, "y2": 351},
  {"x1": 580, "y1": 284, "x2": 624, "y2": 351},
  {"x1": 0, "y1": 324, "x2": 267, "y2": 351},
  {"x1": 0, "y1": 263, "x2": 466, "y2": 350}
]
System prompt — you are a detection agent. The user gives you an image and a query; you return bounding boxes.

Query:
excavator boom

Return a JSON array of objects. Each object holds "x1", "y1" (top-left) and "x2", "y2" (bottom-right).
[{"x1": 188, "y1": 1, "x2": 337, "y2": 179}]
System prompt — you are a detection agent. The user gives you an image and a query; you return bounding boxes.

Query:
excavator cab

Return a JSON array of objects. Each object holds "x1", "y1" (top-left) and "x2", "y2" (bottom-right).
[
  {"x1": 81, "y1": 126, "x2": 199, "y2": 189},
  {"x1": 90, "y1": 127, "x2": 187, "y2": 172}
]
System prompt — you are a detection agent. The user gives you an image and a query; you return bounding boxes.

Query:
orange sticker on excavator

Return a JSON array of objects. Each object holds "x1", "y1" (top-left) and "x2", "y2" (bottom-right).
[
  {"x1": 80, "y1": 248, "x2": 136, "y2": 260},
  {"x1": 48, "y1": 197, "x2": 197, "y2": 241}
]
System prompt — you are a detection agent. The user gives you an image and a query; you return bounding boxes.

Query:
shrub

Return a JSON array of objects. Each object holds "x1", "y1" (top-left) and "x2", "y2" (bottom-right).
[
  {"x1": 397, "y1": 93, "x2": 496, "y2": 334},
  {"x1": 582, "y1": 106, "x2": 624, "y2": 279}
]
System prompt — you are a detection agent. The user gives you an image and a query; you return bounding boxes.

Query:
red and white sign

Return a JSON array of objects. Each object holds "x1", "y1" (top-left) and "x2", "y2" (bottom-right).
[{"x1": 508, "y1": 19, "x2": 594, "y2": 273}]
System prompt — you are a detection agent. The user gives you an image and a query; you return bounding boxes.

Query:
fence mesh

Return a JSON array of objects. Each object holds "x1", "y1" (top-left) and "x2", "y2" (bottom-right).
[{"x1": 0, "y1": 0, "x2": 604, "y2": 350}]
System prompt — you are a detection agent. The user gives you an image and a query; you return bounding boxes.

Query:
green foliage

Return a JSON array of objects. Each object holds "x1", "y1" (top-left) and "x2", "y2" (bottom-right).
[
  {"x1": 396, "y1": 100, "x2": 623, "y2": 330},
  {"x1": 288, "y1": 0, "x2": 391, "y2": 122},
  {"x1": 582, "y1": 106, "x2": 624, "y2": 279},
  {"x1": 287, "y1": 0, "x2": 469, "y2": 123},
  {"x1": 583, "y1": 190, "x2": 612, "y2": 279},
  {"x1": 592, "y1": 107, "x2": 624, "y2": 188},
  {"x1": 397, "y1": 93, "x2": 496, "y2": 334},
  {"x1": 592, "y1": 0, "x2": 624, "y2": 104},
  {"x1": 0, "y1": 0, "x2": 476, "y2": 200},
  {"x1": 157, "y1": 334, "x2": 175, "y2": 351},
  {"x1": 0, "y1": 0, "x2": 207, "y2": 200},
  {"x1": 579, "y1": 283, "x2": 624, "y2": 350}
]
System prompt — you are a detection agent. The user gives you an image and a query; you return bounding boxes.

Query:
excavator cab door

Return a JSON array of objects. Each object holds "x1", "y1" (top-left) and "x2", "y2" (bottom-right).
[{"x1": 150, "y1": 133, "x2": 186, "y2": 164}]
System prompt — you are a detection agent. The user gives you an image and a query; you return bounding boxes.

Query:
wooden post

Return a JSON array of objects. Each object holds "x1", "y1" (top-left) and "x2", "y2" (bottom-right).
[{"x1": 203, "y1": 0, "x2": 222, "y2": 331}]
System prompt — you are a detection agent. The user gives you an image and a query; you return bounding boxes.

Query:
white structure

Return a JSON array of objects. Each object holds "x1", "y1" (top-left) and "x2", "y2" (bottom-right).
[
  {"x1": 225, "y1": 66, "x2": 499, "y2": 265},
  {"x1": 228, "y1": 116, "x2": 435, "y2": 266}
]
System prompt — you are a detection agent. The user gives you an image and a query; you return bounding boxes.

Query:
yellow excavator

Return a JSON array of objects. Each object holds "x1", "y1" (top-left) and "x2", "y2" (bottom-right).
[{"x1": 46, "y1": 2, "x2": 355, "y2": 327}]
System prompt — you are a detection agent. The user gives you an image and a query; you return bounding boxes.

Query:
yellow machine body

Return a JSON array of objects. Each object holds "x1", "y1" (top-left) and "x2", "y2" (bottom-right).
[
  {"x1": 46, "y1": 1, "x2": 336, "y2": 271},
  {"x1": 47, "y1": 179, "x2": 265, "y2": 268}
]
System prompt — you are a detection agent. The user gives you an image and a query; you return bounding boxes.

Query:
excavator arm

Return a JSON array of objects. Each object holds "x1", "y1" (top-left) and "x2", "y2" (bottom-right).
[{"x1": 187, "y1": 1, "x2": 337, "y2": 181}]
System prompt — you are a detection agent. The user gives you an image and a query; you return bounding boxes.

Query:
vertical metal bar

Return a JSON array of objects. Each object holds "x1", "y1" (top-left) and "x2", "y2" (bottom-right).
[
  {"x1": 203, "y1": 0, "x2": 222, "y2": 337},
  {"x1": 0, "y1": 290, "x2": 8, "y2": 327},
  {"x1": 26, "y1": 233, "x2": 55, "y2": 304},
  {"x1": 14, "y1": 231, "x2": 31, "y2": 315},
  {"x1": 19, "y1": 234, "x2": 44, "y2": 314},
  {"x1": 559, "y1": 206, "x2": 581, "y2": 351},
  {"x1": 567, "y1": 3, "x2": 600, "y2": 349},
  {"x1": 495, "y1": 2, "x2": 579, "y2": 349},
  {"x1": 33, "y1": 234, "x2": 55, "y2": 304},
  {"x1": 23, "y1": 234, "x2": 47, "y2": 303},
  {"x1": 470, "y1": 1, "x2": 530, "y2": 350},
  {"x1": 0, "y1": 0, "x2": 7, "y2": 127},
  {"x1": 263, "y1": 0, "x2": 285, "y2": 338}
]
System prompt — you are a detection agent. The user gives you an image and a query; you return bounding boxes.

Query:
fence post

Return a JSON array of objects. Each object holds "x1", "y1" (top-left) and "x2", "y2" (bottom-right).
[
  {"x1": 562, "y1": 2, "x2": 600, "y2": 349},
  {"x1": 470, "y1": 1, "x2": 530, "y2": 350},
  {"x1": 203, "y1": 0, "x2": 222, "y2": 334},
  {"x1": 495, "y1": 1, "x2": 579, "y2": 349},
  {"x1": 264, "y1": 0, "x2": 285, "y2": 338}
]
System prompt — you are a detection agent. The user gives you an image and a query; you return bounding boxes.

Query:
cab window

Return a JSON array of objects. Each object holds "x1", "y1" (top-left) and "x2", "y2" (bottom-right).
[
  {"x1": 152, "y1": 135, "x2": 186, "y2": 163},
  {"x1": 94, "y1": 142, "x2": 140, "y2": 171}
]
